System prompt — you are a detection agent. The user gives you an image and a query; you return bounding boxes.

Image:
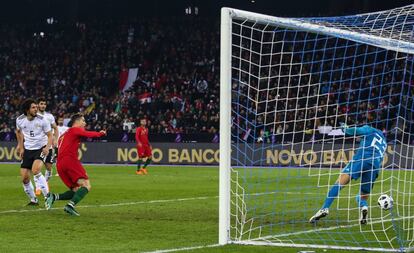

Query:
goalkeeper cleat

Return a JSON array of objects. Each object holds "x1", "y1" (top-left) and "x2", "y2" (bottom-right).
[
  {"x1": 64, "y1": 204, "x2": 80, "y2": 216},
  {"x1": 360, "y1": 206, "x2": 368, "y2": 225},
  {"x1": 35, "y1": 187, "x2": 41, "y2": 196},
  {"x1": 309, "y1": 208, "x2": 329, "y2": 223},
  {"x1": 45, "y1": 193, "x2": 55, "y2": 210},
  {"x1": 141, "y1": 168, "x2": 148, "y2": 175},
  {"x1": 26, "y1": 199, "x2": 39, "y2": 206}
]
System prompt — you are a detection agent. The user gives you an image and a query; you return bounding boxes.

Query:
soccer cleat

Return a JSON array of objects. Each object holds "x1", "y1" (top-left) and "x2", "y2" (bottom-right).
[
  {"x1": 45, "y1": 193, "x2": 55, "y2": 210},
  {"x1": 64, "y1": 204, "x2": 80, "y2": 216},
  {"x1": 27, "y1": 199, "x2": 39, "y2": 206},
  {"x1": 35, "y1": 188, "x2": 41, "y2": 196},
  {"x1": 136, "y1": 169, "x2": 147, "y2": 175},
  {"x1": 360, "y1": 206, "x2": 368, "y2": 225},
  {"x1": 309, "y1": 208, "x2": 329, "y2": 223}
]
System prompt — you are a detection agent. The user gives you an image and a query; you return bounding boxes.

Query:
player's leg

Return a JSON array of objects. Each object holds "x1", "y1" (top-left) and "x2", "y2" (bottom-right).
[
  {"x1": 37, "y1": 163, "x2": 52, "y2": 195},
  {"x1": 309, "y1": 161, "x2": 361, "y2": 223},
  {"x1": 141, "y1": 146, "x2": 152, "y2": 174},
  {"x1": 60, "y1": 162, "x2": 90, "y2": 216},
  {"x1": 45, "y1": 148, "x2": 55, "y2": 181},
  {"x1": 136, "y1": 146, "x2": 145, "y2": 174},
  {"x1": 357, "y1": 164, "x2": 379, "y2": 225},
  {"x1": 32, "y1": 159, "x2": 49, "y2": 199},
  {"x1": 20, "y1": 150, "x2": 38, "y2": 205},
  {"x1": 138, "y1": 146, "x2": 152, "y2": 175},
  {"x1": 45, "y1": 163, "x2": 53, "y2": 181},
  {"x1": 20, "y1": 168, "x2": 38, "y2": 205},
  {"x1": 46, "y1": 162, "x2": 75, "y2": 210},
  {"x1": 64, "y1": 179, "x2": 91, "y2": 216}
]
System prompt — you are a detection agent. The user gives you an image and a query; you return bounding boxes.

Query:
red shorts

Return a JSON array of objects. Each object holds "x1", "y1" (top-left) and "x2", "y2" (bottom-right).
[
  {"x1": 57, "y1": 156, "x2": 89, "y2": 189},
  {"x1": 138, "y1": 145, "x2": 152, "y2": 158}
]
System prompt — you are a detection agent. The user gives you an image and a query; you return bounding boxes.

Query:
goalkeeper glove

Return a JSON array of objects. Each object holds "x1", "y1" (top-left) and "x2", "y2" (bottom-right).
[{"x1": 339, "y1": 122, "x2": 348, "y2": 130}]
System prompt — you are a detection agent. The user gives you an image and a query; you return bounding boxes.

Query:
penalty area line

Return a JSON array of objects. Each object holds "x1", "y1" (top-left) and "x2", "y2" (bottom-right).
[{"x1": 142, "y1": 243, "x2": 221, "y2": 253}]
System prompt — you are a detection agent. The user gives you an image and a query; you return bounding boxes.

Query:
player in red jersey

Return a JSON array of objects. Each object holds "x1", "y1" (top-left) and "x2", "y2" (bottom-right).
[
  {"x1": 135, "y1": 117, "x2": 152, "y2": 175},
  {"x1": 45, "y1": 113, "x2": 106, "y2": 216}
]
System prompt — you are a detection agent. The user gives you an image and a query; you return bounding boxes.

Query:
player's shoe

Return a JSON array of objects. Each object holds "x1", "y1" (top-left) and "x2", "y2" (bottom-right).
[
  {"x1": 360, "y1": 206, "x2": 368, "y2": 225},
  {"x1": 45, "y1": 193, "x2": 55, "y2": 210},
  {"x1": 26, "y1": 198, "x2": 39, "y2": 206},
  {"x1": 35, "y1": 187, "x2": 41, "y2": 196},
  {"x1": 309, "y1": 208, "x2": 329, "y2": 223},
  {"x1": 136, "y1": 168, "x2": 147, "y2": 175},
  {"x1": 64, "y1": 203, "x2": 80, "y2": 216}
]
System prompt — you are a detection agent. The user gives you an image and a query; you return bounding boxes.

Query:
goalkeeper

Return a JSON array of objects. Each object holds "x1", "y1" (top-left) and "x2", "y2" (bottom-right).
[{"x1": 309, "y1": 123, "x2": 387, "y2": 225}]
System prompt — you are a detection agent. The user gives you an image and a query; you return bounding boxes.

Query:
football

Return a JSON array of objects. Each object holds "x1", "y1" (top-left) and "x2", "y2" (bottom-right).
[{"x1": 378, "y1": 194, "x2": 394, "y2": 210}]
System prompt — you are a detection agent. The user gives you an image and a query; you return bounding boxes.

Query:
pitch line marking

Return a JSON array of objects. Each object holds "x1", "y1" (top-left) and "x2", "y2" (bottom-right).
[
  {"x1": 141, "y1": 244, "x2": 221, "y2": 253},
  {"x1": 0, "y1": 196, "x2": 218, "y2": 214}
]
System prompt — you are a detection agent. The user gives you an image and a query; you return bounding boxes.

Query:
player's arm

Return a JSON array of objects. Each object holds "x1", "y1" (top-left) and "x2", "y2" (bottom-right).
[
  {"x1": 51, "y1": 123, "x2": 59, "y2": 148},
  {"x1": 15, "y1": 128, "x2": 24, "y2": 159},
  {"x1": 42, "y1": 119, "x2": 53, "y2": 156},
  {"x1": 342, "y1": 124, "x2": 373, "y2": 136},
  {"x1": 74, "y1": 127, "x2": 106, "y2": 138},
  {"x1": 135, "y1": 128, "x2": 142, "y2": 147},
  {"x1": 43, "y1": 131, "x2": 53, "y2": 156}
]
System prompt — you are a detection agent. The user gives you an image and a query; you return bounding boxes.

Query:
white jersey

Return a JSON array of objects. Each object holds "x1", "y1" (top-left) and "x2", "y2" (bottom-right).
[
  {"x1": 16, "y1": 114, "x2": 52, "y2": 150},
  {"x1": 57, "y1": 125, "x2": 69, "y2": 139},
  {"x1": 38, "y1": 111, "x2": 56, "y2": 129}
]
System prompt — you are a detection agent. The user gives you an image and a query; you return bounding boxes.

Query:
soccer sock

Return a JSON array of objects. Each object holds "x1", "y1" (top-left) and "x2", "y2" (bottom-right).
[
  {"x1": 356, "y1": 195, "x2": 368, "y2": 207},
  {"x1": 45, "y1": 169, "x2": 52, "y2": 181},
  {"x1": 55, "y1": 191, "x2": 75, "y2": 200},
  {"x1": 33, "y1": 172, "x2": 49, "y2": 197},
  {"x1": 22, "y1": 181, "x2": 37, "y2": 201},
  {"x1": 69, "y1": 187, "x2": 89, "y2": 206},
  {"x1": 322, "y1": 183, "x2": 344, "y2": 209},
  {"x1": 143, "y1": 158, "x2": 152, "y2": 169},
  {"x1": 137, "y1": 159, "x2": 143, "y2": 170}
]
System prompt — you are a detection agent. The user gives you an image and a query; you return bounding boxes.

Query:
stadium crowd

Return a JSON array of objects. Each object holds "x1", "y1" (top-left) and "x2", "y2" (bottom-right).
[
  {"x1": 0, "y1": 17, "x2": 219, "y2": 138},
  {"x1": 1, "y1": 18, "x2": 413, "y2": 143}
]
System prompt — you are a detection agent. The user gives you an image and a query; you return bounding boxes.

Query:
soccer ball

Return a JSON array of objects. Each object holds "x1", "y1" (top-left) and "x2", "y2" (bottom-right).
[{"x1": 378, "y1": 194, "x2": 393, "y2": 210}]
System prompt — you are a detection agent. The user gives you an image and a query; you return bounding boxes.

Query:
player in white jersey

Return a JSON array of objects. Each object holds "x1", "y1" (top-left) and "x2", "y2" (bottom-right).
[
  {"x1": 37, "y1": 98, "x2": 59, "y2": 195},
  {"x1": 15, "y1": 98, "x2": 53, "y2": 206},
  {"x1": 57, "y1": 117, "x2": 69, "y2": 139}
]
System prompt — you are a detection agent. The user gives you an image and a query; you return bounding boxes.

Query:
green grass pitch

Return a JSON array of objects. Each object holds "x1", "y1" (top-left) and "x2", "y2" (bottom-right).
[{"x1": 0, "y1": 164, "x2": 405, "y2": 252}]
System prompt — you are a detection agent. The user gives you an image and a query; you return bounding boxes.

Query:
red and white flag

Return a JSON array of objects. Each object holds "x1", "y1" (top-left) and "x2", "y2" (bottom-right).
[
  {"x1": 119, "y1": 68, "x2": 138, "y2": 92},
  {"x1": 138, "y1": 92, "x2": 152, "y2": 104}
]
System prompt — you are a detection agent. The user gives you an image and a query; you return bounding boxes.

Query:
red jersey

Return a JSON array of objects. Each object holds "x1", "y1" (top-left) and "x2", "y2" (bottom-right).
[
  {"x1": 58, "y1": 127, "x2": 104, "y2": 159},
  {"x1": 135, "y1": 126, "x2": 149, "y2": 146}
]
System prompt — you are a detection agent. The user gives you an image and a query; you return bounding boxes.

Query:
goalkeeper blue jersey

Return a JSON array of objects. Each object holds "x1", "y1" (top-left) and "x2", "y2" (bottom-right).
[{"x1": 344, "y1": 125, "x2": 386, "y2": 168}]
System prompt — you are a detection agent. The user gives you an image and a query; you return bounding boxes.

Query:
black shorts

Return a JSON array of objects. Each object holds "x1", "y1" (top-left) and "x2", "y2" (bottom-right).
[
  {"x1": 45, "y1": 148, "x2": 55, "y2": 164},
  {"x1": 21, "y1": 147, "x2": 47, "y2": 170}
]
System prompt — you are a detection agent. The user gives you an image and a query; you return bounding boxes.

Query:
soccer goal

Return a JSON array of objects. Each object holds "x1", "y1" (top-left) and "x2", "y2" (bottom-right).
[{"x1": 219, "y1": 5, "x2": 414, "y2": 252}]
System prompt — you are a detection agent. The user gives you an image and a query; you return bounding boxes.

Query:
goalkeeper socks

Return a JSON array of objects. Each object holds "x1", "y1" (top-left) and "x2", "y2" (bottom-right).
[
  {"x1": 322, "y1": 183, "x2": 343, "y2": 209},
  {"x1": 143, "y1": 158, "x2": 152, "y2": 169},
  {"x1": 70, "y1": 187, "x2": 89, "y2": 205},
  {"x1": 56, "y1": 190, "x2": 75, "y2": 200},
  {"x1": 33, "y1": 172, "x2": 49, "y2": 197},
  {"x1": 355, "y1": 195, "x2": 368, "y2": 207},
  {"x1": 137, "y1": 159, "x2": 143, "y2": 170},
  {"x1": 23, "y1": 181, "x2": 36, "y2": 201},
  {"x1": 45, "y1": 169, "x2": 52, "y2": 181}
]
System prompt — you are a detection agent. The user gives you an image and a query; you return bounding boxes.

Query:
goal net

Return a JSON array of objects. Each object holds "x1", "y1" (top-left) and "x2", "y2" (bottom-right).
[{"x1": 219, "y1": 5, "x2": 414, "y2": 252}]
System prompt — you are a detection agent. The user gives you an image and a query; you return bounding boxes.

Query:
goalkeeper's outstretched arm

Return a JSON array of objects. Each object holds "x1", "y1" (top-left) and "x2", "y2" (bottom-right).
[{"x1": 342, "y1": 125, "x2": 374, "y2": 136}]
